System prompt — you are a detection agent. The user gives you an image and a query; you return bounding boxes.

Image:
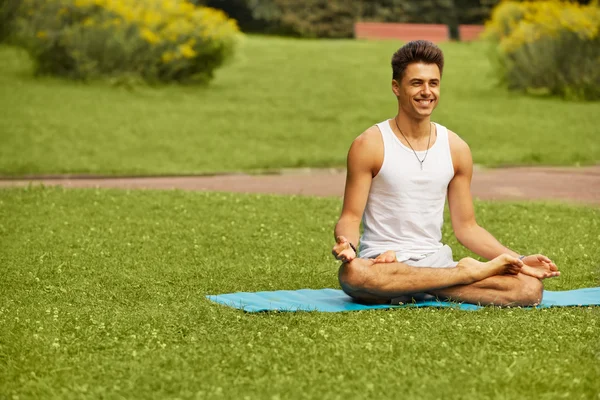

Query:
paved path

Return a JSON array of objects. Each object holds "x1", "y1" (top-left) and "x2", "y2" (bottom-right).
[{"x1": 1, "y1": 166, "x2": 599, "y2": 205}]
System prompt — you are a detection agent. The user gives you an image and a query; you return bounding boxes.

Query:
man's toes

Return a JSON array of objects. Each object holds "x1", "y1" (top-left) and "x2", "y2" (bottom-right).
[
  {"x1": 523, "y1": 266, "x2": 542, "y2": 278},
  {"x1": 540, "y1": 270, "x2": 560, "y2": 280},
  {"x1": 501, "y1": 253, "x2": 520, "y2": 266}
]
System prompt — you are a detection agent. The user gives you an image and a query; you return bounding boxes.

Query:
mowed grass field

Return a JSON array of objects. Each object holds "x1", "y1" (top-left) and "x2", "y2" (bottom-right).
[
  {"x1": 1, "y1": 187, "x2": 599, "y2": 399},
  {"x1": 1, "y1": 36, "x2": 599, "y2": 177}
]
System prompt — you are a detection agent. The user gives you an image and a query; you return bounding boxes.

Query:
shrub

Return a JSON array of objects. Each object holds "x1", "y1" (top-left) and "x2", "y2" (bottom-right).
[
  {"x1": 195, "y1": 0, "x2": 357, "y2": 37},
  {"x1": 484, "y1": 1, "x2": 600, "y2": 101},
  {"x1": 15, "y1": 0, "x2": 240, "y2": 84},
  {"x1": 274, "y1": 0, "x2": 358, "y2": 38},
  {"x1": 198, "y1": 0, "x2": 508, "y2": 36},
  {"x1": 0, "y1": 0, "x2": 21, "y2": 42}
]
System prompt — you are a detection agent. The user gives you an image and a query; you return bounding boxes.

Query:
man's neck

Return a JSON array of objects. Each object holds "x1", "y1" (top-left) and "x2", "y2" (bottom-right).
[{"x1": 394, "y1": 113, "x2": 431, "y2": 140}]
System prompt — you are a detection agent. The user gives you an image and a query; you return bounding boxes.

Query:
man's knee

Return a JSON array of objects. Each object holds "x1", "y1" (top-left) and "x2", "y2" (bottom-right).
[
  {"x1": 338, "y1": 260, "x2": 390, "y2": 304},
  {"x1": 338, "y1": 259, "x2": 368, "y2": 294},
  {"x1": 515, "y1": 275, "x2": 544, "y2": 306}
]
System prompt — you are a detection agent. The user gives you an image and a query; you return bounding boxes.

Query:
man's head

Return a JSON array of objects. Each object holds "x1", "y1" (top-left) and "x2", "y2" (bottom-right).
[{"x1": 391, "y1": 40, "x2": 444, "y2": 119}]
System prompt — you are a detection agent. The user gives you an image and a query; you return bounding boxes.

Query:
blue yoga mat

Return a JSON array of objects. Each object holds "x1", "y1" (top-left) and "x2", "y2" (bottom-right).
[{"x1": 206, "y1": 287, "x2": 600, "y2": 312}]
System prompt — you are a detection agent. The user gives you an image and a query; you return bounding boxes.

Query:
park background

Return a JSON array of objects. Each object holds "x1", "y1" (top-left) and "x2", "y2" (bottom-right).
[{"x1": 0, "y1": 0, "x2": 599, "y2": 399}]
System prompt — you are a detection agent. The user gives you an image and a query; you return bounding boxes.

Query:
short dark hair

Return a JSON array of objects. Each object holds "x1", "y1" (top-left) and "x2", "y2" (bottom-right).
[{"x1": 391, "y1": 40, "x2": 444, "y2": 81}]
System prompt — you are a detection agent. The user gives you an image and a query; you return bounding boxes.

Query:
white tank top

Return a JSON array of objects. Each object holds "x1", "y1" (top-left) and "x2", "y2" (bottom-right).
[{"x1": 358, "y1": 120, "x2": 455, "y2": 262}]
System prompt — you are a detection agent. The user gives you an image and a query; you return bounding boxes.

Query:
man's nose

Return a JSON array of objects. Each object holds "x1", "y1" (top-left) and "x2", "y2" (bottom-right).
[{"x1": 421, "y1": 84, "x2": 432, "y2": 96}]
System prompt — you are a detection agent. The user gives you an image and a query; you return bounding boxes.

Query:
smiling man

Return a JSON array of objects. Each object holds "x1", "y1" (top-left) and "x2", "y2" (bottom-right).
[{"x1": 331, "y1": 40, "x2": 559, "y2": 306}]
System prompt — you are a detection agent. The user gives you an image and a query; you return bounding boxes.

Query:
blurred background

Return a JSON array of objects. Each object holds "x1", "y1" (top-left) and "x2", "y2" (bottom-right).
[{"x1": 0, "y1": 0, "x2": 598, "y2": 176}]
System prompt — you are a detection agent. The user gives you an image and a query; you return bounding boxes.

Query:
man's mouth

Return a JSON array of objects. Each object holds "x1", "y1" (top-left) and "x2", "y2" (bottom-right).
[{"x1": 415, "y1": 99, "x2": 435, "y2": 105}]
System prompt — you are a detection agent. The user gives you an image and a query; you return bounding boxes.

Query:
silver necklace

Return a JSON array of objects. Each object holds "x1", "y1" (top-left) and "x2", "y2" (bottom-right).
[{"x1": 394, "y1": 117, "x2": 432, "y2": 170}]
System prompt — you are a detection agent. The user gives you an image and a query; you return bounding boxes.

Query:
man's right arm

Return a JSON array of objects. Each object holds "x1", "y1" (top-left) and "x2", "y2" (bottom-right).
[{"x1": 332, "y1": 126, "x2": 383, "y2": 262}]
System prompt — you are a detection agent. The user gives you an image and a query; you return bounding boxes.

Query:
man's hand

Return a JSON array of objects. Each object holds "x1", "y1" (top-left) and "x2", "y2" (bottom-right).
[
  {"x1": 332, "y1": 236, "x2": 357, "y2": 263},
  {"x1": 520, "y1": 254, "x2": 560, "y2": 279},
  {"x1": 374, "y1": 250, "x2": 397, "y2": 264}
]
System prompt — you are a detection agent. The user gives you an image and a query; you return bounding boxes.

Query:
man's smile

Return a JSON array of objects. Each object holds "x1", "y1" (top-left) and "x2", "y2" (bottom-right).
[{"x1": 414, "y1": 98, "x2": 435, "y2": 106}]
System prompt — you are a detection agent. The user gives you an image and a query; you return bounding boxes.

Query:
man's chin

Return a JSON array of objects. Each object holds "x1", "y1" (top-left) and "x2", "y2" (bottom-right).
[
  {"x1": 413, "y1": 108, "x2": 434, "y2": 118},
  {"x1": 402, "y1": 105, "x2": 436, "y2": 119}
]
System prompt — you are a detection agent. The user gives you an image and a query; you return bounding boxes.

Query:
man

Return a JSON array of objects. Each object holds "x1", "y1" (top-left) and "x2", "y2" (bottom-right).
[{"x1": 331, "y1": 40, "x2": 559, "y2": 307}]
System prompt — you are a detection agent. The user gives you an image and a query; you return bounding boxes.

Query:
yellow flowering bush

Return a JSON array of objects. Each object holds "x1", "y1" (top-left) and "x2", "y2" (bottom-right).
[
  {"x1": 484, "y1": 1, "x2": 600, "y2": 101},
  {"x1": 15, "y1": 0, "x2": 240, "y2": 83}
]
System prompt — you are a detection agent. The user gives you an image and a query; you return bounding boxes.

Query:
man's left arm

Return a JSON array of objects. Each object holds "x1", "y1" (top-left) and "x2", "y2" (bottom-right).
[
  {"x1": 447, "y1": 133, "x2": 559, "y2": 279},
  {"x1": 446, "y1": 134, "x2": 519, "y2": 260}
]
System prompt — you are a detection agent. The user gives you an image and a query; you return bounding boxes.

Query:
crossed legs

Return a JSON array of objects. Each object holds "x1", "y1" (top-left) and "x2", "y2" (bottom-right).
[{"x1": 338, "y1": 254, "x2": 546, "y2": 307}]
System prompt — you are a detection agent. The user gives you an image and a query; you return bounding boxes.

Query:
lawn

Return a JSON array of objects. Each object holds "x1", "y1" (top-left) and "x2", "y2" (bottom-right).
[
  {"x1": 0, "y1": 36, "x2": 599, "y2": 177},
  {"x1": 1, "y1": 186, "x2": 599, "y2": 399}
]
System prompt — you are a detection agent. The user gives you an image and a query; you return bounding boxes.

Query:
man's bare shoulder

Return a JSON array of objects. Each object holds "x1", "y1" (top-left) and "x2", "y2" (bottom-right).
[
  {"x1": 352, "y1": 125, "x2": 382, "y2": 148},
  {"x1": 447, "y1": 129, "x2": 471, "y2": 154},
  {"x1": 447, "y1": 129, "x2": 473, "y2": 174},
  {"x1": 348, "y1": 124, "x2": 384, "y2": 173}
]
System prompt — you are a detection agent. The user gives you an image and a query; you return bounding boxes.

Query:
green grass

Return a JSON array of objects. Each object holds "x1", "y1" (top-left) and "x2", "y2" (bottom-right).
[
  {"x1": 1, "y1": 186, "x2": 599, "y2": 399},
  {"x1": 0, "y1": 36, "x2": 599, "y2": 177}
]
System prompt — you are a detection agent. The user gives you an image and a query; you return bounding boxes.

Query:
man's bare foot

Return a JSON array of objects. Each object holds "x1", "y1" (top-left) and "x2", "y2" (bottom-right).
[
  {"x1": 457, "y1": 254, "x2": 523, "y2": 282},
  {"x1": 373, "y1": 250, "x2": 397, "y2": 264},
  {"x1": 521, "y1": 264, "x2": 560, "y2": 279}
]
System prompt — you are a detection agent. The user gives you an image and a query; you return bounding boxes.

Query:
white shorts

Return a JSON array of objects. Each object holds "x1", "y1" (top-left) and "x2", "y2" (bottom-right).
[{"x1": 401, "y1": 245, "x2": 458, "y2": 268}]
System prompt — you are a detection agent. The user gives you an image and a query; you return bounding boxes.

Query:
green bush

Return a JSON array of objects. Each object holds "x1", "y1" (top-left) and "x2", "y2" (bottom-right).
[
  {"x1": 196, "y1": 0, "x2": 356, "y2": 37},
  {"x1": 484, "y1": 1, "x2": 600, "y2": 101},
  {"x1": 273, "y1": 0, "x2": 358, "y2": 38},
  {"x1": 14, "y1": 0, "x2": 240, "y2": 84},
  {"x1": 200, "y1": 0, "x2": 358, "y2": 38},
  {"x1": 196, "y1": 0, "x2": 510, "y2": 38},
  {"x1": 358, "y1": 0, "x2": 500, "y2": 25},
  {"x1": 0, "y1": 0, "x2": 21, "y2": 42}
]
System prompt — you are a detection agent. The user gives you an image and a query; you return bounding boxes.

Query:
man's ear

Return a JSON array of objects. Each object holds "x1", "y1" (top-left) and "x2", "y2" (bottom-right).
[{"x1": 391, "y1": 79, "x2": 401, "y2": 97}]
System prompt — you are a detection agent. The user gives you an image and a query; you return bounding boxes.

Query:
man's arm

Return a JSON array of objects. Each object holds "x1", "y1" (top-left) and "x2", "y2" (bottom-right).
[
  {"x1": 447, "y1": 132, "x2": 521, "y2": 260},
  {"x1": 447, "y1": 132, "x2": 559, "y2": 278},
  {"x1": 332, "y1": 126, "x2": 383, "y2": 263}
]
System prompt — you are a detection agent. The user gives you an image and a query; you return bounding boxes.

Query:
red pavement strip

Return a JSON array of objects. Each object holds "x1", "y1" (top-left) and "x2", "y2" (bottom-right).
[
  {"x1": 353, "y1": 22, "x2": 485, "y2": 42},
  {"x1": 1, "y1": 166, "x2": 599, "y2": 205}
]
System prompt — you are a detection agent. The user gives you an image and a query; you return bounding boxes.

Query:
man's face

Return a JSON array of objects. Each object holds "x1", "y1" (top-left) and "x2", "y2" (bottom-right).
[{"x1": 393, "y1": 62, "x2": 441, "y2": 119}]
